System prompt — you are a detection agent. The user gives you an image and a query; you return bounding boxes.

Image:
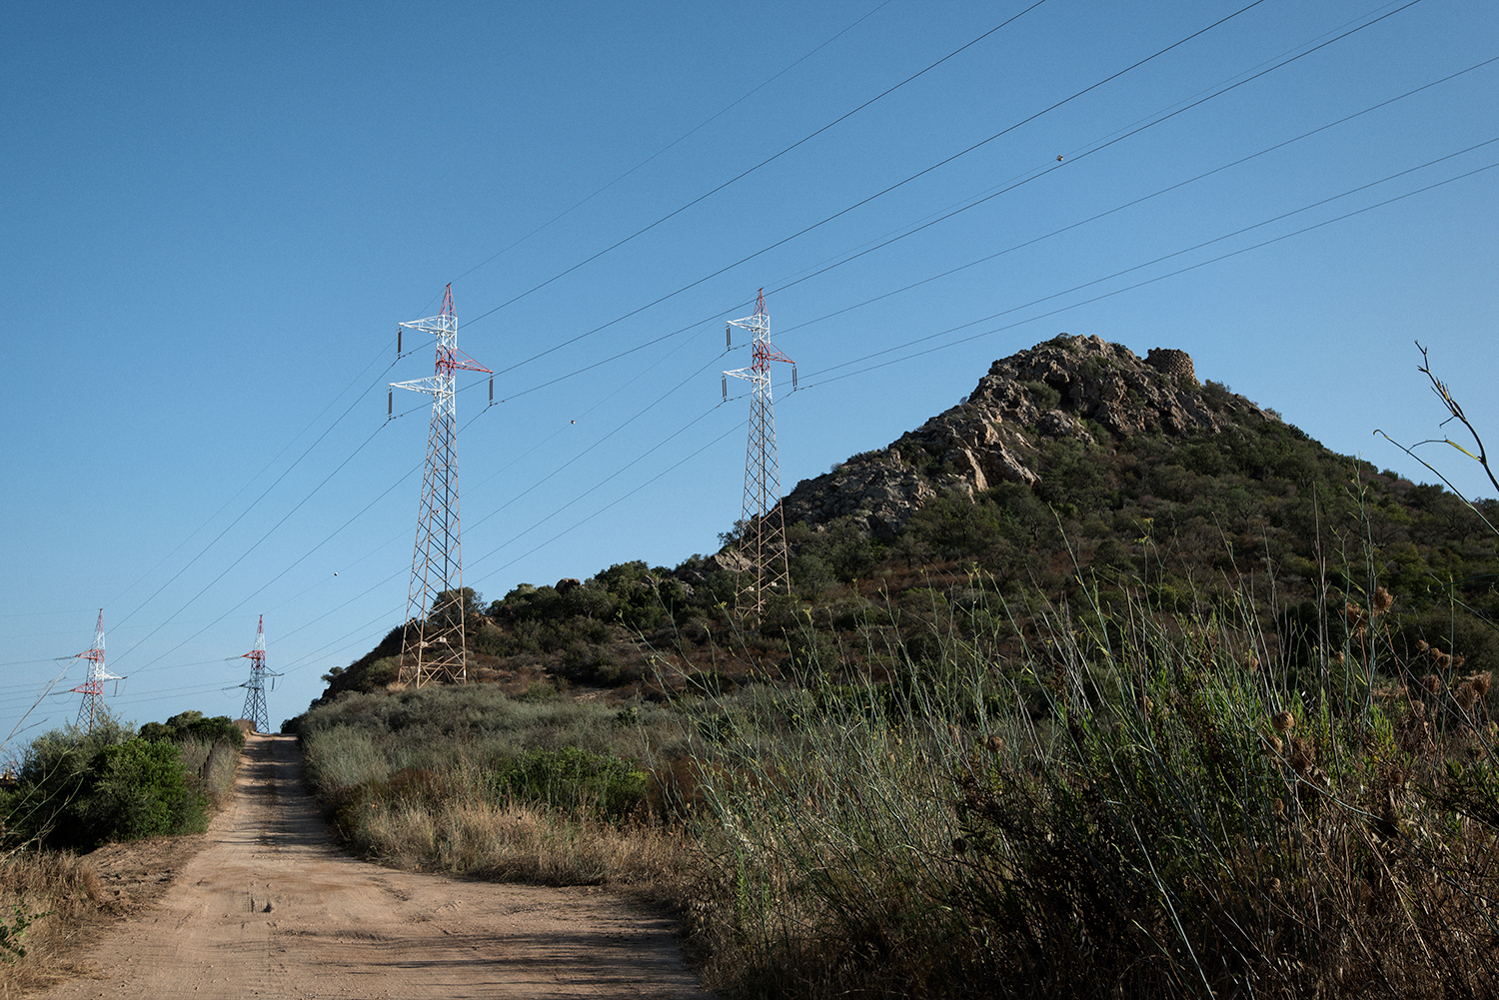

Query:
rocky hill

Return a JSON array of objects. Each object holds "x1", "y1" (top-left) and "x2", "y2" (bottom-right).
[
  {"x1": 780, "y1": 334, "x2": 1270, "y2": 539},
  {"x1": 308, "y1": 332, "x2": 1499, "y2": 714}
]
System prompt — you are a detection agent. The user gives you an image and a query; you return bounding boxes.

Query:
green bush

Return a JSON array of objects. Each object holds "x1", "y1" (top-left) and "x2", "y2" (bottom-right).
[
  {"x1": 490, "y1": 747, "x2": 646, "y2": 819},
  {"x1": 138, "y1": 710, "x2": 245, "y2": 750},
  {"x1": 2, "y1": 718, "x2": 207, "y2": 851},
  {"x1": 561, "y1": 585, "x2": 619, "y2": 621},
  {"x1": 79, "y1": 740, "x2": 206, "y2": 844},
  {"x1": 473, "y1": 622, "x2": 507, "y2": 656},
  {"x1": 904, "y1": 490, "x2": 1006, "y2": 561}
]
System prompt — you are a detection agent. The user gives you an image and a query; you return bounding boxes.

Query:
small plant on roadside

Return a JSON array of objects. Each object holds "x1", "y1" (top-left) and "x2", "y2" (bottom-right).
[{"x1": 0, "y1": 903, "x2": 46, "y2": 963}]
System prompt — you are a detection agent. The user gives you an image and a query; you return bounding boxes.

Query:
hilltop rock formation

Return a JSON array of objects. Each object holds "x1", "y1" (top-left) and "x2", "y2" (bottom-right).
[{"x1": 779, "y1": 334, "x2": 1272, "y2": 539}]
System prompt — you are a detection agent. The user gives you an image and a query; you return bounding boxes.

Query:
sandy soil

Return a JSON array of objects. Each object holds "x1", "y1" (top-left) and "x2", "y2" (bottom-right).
[{"x1": 36, "y1": 734, "x2": 708, "y2": 999}]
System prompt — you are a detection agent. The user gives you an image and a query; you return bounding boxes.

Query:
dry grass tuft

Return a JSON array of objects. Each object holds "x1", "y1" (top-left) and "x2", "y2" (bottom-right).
[{"x1": 0, "y1": 849, "x2": 104, "y2": 995}]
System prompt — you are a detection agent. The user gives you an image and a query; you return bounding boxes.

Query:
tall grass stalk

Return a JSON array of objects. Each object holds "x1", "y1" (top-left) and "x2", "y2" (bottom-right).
[
  {"x1": 175, "y1": 736, "x2": 240, "y2": 809},
  {"x1": 667, "y1": 582, "x2": 1499, "y2": 999}
]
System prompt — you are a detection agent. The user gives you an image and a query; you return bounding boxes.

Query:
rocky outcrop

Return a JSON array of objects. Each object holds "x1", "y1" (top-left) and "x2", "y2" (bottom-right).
[
  {"x1": 777, "y1": 334, "x2": 1271, "y2": 540},
  {"x1": 771, "y1": 450, "x2": 939, "y2": 540}
]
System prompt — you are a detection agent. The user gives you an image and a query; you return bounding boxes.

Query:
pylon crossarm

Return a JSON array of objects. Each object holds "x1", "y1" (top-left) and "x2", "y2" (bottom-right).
[
  {"x1": 399, "y1": 317, "x2": 449, "y2": 336},
  {"x1": 727, "y1": 315, "x2": 764, "y2": 334},
  {"x1": 755, "y1": 342, "x2": 794, "y2": 367},
  {"x1": 391, "y1": 376, "x2": 442, "y2": 395}
]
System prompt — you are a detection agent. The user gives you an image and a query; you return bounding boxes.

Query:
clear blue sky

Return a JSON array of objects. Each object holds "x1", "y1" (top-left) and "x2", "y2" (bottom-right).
[{"x1": 2, "y1": 0, "x2": 1495, "y2": 747}]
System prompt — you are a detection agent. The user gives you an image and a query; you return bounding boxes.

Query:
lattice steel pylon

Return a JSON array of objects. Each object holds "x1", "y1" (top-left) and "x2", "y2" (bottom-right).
[
  {"x1": 724, "y1": 289, "x2": 796, "y2": 615},
  {"x1": 238, "y1": 615, "x2": 280, "y2": 733},
  {"x1": 71, "y1": 609, "x2": 123, "y2": 732},
  {"x1": 390, "y1": 284, "x2": 491, "y2": 686}
]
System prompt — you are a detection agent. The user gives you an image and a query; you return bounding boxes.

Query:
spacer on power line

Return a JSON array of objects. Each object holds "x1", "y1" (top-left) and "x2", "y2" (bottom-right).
[
  {"x1": 390, "y1": 284, "x2": 490, "y2": 687},
  {"x1": 723, "y1": 289, "x2": 795, "y2": 617}
]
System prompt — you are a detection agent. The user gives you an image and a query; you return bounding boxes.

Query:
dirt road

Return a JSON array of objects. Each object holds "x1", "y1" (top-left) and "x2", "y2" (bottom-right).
[{"x1": 39, "y1": 734, "x2": 708, "y2": 999}]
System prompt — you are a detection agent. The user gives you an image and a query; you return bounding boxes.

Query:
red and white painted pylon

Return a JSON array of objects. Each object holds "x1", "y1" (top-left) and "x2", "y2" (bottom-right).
[
  {"x1": 71, "y1": 610, "x2": 124, "y2": 732},
  {"x1": 390, "y1": 285, "x2": 492, "y2": 686},
  {"x1": 238, "y1": 615, "x2": 280, "y2": 733},
  {"x1": 724, "y1": 289, "x2": 796, "y2": 615}
]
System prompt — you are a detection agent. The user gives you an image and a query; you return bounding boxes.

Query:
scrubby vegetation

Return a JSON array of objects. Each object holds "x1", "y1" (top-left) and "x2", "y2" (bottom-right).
[
  {"x1": 295, "y1": 684, "x2": 688, "y2": 885},
  {"x1": 313, "y1": 375, "x2": 1499, "y2": 714},
  {"x1": 683, "y1": 586, "x2": 1499, "y2": 997},
  {"x1": 1, "y1": 710, "x2": 245, "y2": 853},
  {"x1": 288, "y1": 353, "x2": 1499, "y2": 997},
  {"x1": 0, "y1": 709, "x2": 245, "y2": 991},
  {"x1": 294, "y1": 563, "x2": 1499, "y2": 997}
]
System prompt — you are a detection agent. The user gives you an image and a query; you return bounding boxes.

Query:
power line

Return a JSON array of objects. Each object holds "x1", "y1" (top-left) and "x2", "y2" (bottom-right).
[
  {"x1": 469, "y1": 400, "x2": 727, "y2": 574},
  {"x1": 448, "y1": 21, "x2": 1467, "y2": 428},
  {"x1": 474, "y1": 415, "x2": 746, "y2": 583},
  {"x1": 465, "y1": 2, "x2": 1053, "y2": 345},
  {"x1": 107, "y1": 343, "x2": 399, "y2": 624},
  {"x1": 450, "y1": 0, "x2": 897, "y2": 289},
  {"x1": 803, "y1": 155, "x2": 1499, "y2": 389},
  {"x1": 467, "y1": 354, "x2": 728, "y2": 534},
  {"x1": 109, "y1": 351, "x2": 401, "y2": 648},
  {"x1": 773, "y1": 53, "x2": 1499, "y2": 341},
  {"x1": 464, "y1": 0, "x2": 1284, "y2": 393},
  {"x1": 757, "y1": 0, "x2": 1431, "y2": 314},
  {"x1": 114, "y1": 419, "x2": 392, "y2": 675}
]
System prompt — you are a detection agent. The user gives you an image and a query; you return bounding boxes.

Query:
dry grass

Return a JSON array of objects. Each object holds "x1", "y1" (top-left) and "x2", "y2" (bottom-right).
[
  {"x1": 0, "y1": 849, "x2": 103, "y2": 997},
  {"x1": 363, "y1": 792, "x2": 689, "y2": 891},
  {"x1": 176, "y1": 736, "x2": 241, "y2": 810},
  {"x1": 300, "y1": 691, "x2": 696, "y2": 906},
  {"x1": 645, "y1": 586, "x2": 1499, "y2": 999}
]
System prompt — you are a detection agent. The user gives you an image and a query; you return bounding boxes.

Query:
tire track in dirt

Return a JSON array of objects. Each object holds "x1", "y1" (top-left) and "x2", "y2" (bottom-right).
[{"x1": 38, "y1": 734, "x2": 707, "y2": 999}]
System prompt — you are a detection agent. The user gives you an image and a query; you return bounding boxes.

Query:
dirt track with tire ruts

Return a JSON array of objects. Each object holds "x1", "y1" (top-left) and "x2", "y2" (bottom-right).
[{"x1": 37, "y1": 733, "x2": 706, "y2": 999}]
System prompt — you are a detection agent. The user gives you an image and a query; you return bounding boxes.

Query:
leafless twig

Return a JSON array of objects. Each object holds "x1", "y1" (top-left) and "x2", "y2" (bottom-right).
[{"x1": 1414, "y1": 340, "x2": 1499, "y2": 496}]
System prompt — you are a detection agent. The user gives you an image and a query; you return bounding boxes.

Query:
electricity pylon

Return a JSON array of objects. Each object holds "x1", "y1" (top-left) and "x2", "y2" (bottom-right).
[
  {"x1": 390, "y1": 284, "x2": 491, "y2": 686},
  {"x1": 238, "y1": 615, "x2": 280, "y2": 733},
  {"x1": 71, "y1": 609, "x2": 123, "y2": 732},
  {"x1": 723, "y1": 289, "x2": 796, "y2": 615}
]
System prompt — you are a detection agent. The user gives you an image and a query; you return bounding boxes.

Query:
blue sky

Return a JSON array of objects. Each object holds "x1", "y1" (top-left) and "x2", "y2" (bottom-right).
[{"x1": 2, "y1": 0, "x2": 1496, "y2": 746}]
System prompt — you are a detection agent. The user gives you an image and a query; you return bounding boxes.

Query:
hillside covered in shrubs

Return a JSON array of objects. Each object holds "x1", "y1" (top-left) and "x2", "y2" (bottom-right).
[
  {"x1": 293, "y1": 334, "x2": 1499, "y2": 998},
  {"x1": 311, "y1": 334, "x2": 1499, "y2": 710}
]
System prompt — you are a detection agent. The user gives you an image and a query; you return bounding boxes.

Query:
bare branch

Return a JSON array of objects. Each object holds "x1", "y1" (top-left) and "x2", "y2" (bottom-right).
[{"x1": 1415, "y1": 340, "x2": 1499, "y2": 496}]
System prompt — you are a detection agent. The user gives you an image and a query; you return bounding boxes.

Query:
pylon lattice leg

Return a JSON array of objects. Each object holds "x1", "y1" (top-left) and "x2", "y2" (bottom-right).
[{"x1": 404, "y1": 392, "x2": 466, "y2": 685}]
